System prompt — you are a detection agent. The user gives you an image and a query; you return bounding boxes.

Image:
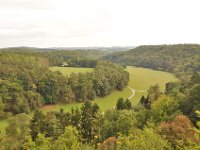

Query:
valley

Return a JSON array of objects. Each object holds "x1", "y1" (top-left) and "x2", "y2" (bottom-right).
[
  {"x1": 0, "y1": 66, "x2": 177, "y2": 134},
  {"x1": 43, "y1": 66, "x2": 177, "y2": 111}
]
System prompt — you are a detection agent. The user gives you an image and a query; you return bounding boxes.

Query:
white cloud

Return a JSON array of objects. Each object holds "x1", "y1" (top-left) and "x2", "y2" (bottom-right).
[
  {"x1": 0, "y1": 0, "x2": 59, "y2": 10},
  {"x1": 0, "y1": 0, "x2": 200, "y2": 47}
]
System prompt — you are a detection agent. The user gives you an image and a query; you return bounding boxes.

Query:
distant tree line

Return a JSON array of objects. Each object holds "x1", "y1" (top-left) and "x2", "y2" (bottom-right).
[
  {"x1": 39, "y1": 50, "x2": 107, "y2": 67},
  {"x1": 102, "y1": 44, "x2": 200, "y2": 77}
]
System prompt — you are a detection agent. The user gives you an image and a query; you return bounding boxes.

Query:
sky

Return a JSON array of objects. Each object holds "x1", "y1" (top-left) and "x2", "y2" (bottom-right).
[{"x1": 0, "y1": 0, "x2": 200, "y2": 48}]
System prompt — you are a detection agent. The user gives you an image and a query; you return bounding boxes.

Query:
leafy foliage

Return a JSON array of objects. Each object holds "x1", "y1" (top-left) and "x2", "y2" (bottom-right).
[
  {"x1": 116, "y1": 98, "x2": 132, "y2": 110},
  {"x1": 118, "y1": 128, "x2": 172, "y2": 150},
  {"x1": 159, "y1": 115, "x2": 199, "y2": 149}
]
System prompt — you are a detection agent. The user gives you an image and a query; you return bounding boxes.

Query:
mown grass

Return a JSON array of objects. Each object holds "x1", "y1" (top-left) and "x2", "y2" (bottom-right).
[
  {"x1": 0, "y1": 66, "x2": 177, "y2": 133},
  {"x1": 49, "y1": 66, "x2": 94, "y2": 75}
]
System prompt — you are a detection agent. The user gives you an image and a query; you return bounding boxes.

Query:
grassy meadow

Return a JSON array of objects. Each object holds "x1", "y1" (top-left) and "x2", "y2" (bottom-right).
[
  {"x1": 42, "y1": 87, "x2": 132, "y2": 113},
  {"x1": 49, "y1": 66, "x2": 94, "y2": 75},
  {"x1": 0, "y1": 66, "x2": 177, "y2": 133},
  {"x1": 126, "y1": 66, "x2": 177, "y2": 105}
]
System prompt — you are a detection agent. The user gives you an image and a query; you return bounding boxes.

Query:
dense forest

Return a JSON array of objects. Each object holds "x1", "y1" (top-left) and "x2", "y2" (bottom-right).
[
  {"x1": 0, "y1": 51, "x2": 128, "y2": 117},
  {"x1": 41, "y1": 50, "x2": 105, "y2": 67},
  {"x1": 0, "y1": 47, "x2": 108, "y2": 67},
  {"x1": 0, "y1": 45, "x2": 200, "y2": 150},
  {"x1": 103, "y1": 44, "x2": 200, "y2": 77}
]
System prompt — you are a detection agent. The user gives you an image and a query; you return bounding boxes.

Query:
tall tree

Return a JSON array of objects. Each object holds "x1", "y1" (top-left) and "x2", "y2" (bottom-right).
[{"x1": 30, "y1": 110, "x2": 45, "y2": 140}]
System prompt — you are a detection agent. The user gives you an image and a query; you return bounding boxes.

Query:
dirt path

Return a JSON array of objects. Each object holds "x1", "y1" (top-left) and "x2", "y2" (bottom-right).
[{"x1": 127, "y1": 86, "x2": 135, "y2": 100}]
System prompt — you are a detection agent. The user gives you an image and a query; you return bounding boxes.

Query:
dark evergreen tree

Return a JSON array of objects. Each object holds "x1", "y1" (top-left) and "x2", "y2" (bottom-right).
[
  {"x1": 116, "y1": 98, "x2": 124, "y2": 110},
  {"x1": 30, "y1": 110, "x2": 45, "y2": 140},
  {"x1": 80, "y1": 101, "x2": 100, "y2": 143},
  {"x1": 124, "y1": 99, "x2": 132, "y2": 110}
]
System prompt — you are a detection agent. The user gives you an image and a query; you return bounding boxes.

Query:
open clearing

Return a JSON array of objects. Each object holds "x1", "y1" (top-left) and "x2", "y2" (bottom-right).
[
  {"x1": 42, "y1": 87, "x2": 132, "y2": 113},
  {"x1": 126, "y1": 66, "x2": 177, "y2": 105},
  {"x1": 0, "y1": 66, "x2": 177, "y2": 133},
  {"x1": 49, "y1": 66, "x2": 94, "y2": 75}
]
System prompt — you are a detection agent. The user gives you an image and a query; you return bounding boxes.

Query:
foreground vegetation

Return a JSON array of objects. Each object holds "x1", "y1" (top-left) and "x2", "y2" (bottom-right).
[{"x1": 1, "y1": 73, "x2": 200, "y2": 149}]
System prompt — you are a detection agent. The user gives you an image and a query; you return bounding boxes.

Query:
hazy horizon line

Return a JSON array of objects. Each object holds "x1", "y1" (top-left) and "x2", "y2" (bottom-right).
[{"x1": 1, "y1": 43, "x2": 200, "y2": 49}]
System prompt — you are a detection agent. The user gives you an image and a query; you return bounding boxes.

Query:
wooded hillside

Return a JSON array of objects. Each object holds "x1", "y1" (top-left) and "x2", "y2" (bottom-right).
[{"x1": 103, "y1": 44, "x2": 200, "y2": 76}]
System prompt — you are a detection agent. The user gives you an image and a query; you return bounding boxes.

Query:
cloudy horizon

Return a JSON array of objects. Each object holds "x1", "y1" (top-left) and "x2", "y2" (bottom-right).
[{"x1": 0, "y1": 0, "x2": 200, "y2": 48}]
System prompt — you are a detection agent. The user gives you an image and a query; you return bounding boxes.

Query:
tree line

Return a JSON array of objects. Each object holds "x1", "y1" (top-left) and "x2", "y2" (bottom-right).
[
  {"x1": 38, "y1": 50, "x2": 107, "y2": 67},
  {"x1": 102, "y1": 44, "x2": 200, "y2": 77},
  {"x1": 0, "y1": 51, "x2": 128, "y2": 117}
]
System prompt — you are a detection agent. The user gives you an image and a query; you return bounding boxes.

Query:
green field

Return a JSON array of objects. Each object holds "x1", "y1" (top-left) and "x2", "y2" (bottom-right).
[
  {"x1": 0, "y1": 66, "x2": 177, "y2": 133},
  {"x1": 42, "y1": 87, "x2": 132, "y2": 113},
  {"x1": 49, "y1": 66, "x2": 94, "y2": 75},
  {"x1": 126, "y1": 66, "x2": 177, "y2": 105}
]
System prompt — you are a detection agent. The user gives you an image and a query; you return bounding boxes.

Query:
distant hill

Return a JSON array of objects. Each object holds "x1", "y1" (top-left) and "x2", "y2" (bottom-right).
[
  {"x1": 0, "y1": 46, "x2": 135, "y2": 52},
  {"x1": 0, "y1": 46, "x2": 135, "y2": 67},
  {"x1": 102, "y1": 44, "x2": 200, "y2": 76}
]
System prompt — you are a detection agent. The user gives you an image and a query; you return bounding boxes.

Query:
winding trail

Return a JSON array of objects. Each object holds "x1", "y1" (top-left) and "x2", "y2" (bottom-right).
[{"x1": 127, "y1": 86, "x2": 135, "y2": 100}]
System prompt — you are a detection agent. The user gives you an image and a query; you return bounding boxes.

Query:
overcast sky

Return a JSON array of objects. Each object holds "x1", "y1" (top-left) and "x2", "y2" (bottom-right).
[{"x1": 0, "y1": 0, "x2": 200, "y2": 48}]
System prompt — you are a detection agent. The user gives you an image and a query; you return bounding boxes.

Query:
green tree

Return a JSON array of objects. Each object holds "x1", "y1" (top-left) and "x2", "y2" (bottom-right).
[
  {"x1": 182, "y1": 84, "x2": 200, "y2": 123},
  {"x1": 25, "y1": 91, "x2": 43, "y2": 110},
  {"x1": 116, "y1": 98, "x2": 124, "y2": 110},
  {"x1": 80, "y1": 101, "x2": 101, "y2": 143},
  {"x1": 30, "y1": 110, "x2": 45, "y2": 140},
  {"x1": 4, "y1": 113, "x2": 31, "y2": 150},
  {"x1": 37, "y1": 72, "x2": 60, "y2": 104},
  {"x1": 35, "y1": 133, "x2": 50, "y2": 150},
  {"x1": 118, "y1": 128, "x2": 172, "y2": 150},
  {"x1": 43, "y1": 112, "x2": 62, "y2": 138},
  {"x1": 101, "y1": 109, "x2": 136, "y2": 140},
  {"x1": 124, "y1": 99, "x2": 132, "y2": 110},
  {"x1": 51, "y1": 126, "x2": 81, "y2": 150},
  {"x1": 140, "y1": 84, "x2": 162, "y2": 109},
  {"x1": 148, "y1": 84, "x2": 162, "y2": 103},
  {"x1": 150, "y1": 95, "x2": 180, "y2": 125},
  {"x1": 21, "y1": 135, "x2": 36, "y2": 150}
]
